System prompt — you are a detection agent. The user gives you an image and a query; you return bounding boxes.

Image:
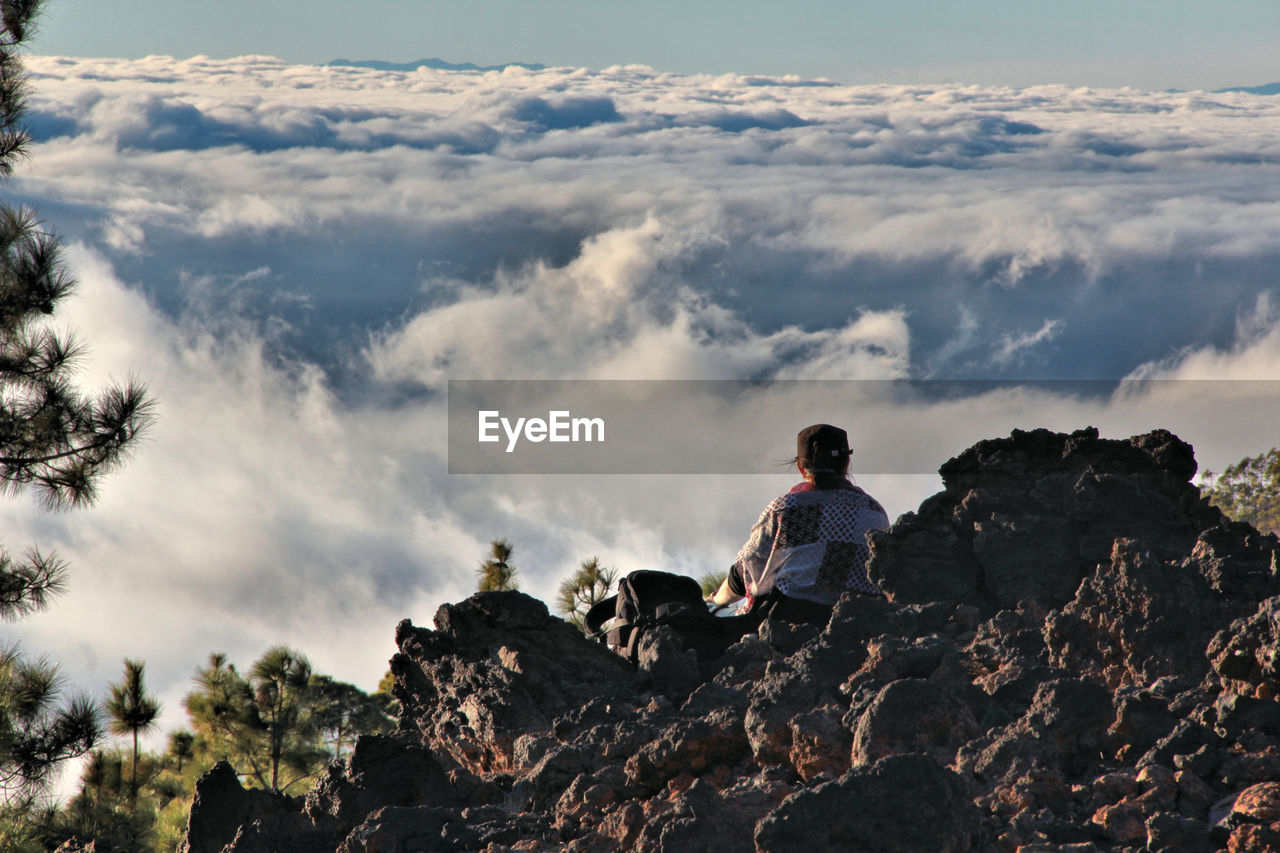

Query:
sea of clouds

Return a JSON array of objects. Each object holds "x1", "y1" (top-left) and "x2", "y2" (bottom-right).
[{"x1": 6, "y1": 55, "x2": 1280, "y2": 744}]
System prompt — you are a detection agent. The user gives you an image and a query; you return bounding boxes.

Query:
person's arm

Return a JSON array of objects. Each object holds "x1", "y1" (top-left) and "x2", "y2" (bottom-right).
[
  {"x1": 709, "y1": 574, "x2": 742, "y2": 605},
  {"x1": 712, "y1": 501, "x2": 776, "y2": 604}
]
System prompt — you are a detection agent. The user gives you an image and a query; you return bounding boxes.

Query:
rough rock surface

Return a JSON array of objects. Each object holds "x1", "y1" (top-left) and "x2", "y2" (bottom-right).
[{"x1": 179, "y1": 426, "x2": 1280, "y2": 852}]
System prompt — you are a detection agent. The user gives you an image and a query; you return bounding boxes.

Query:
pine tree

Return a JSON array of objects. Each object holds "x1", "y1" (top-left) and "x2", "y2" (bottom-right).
[
  {"x1": 309, "y1": 675, "x2": 394, "y2": 762},
  {"x1": 249, "y1": 646, "x2": 320, "y2": 792},
  {"x1": 555, "y1": 556, "x2": 616, "y2": 630},
  {"x1": 105, "y1": 659, "x2": 161, "y2": 807},
  {"x1": 167, "y1": 731, "x2": 194, "y2": 774},
  {"x1": 184, "y1": 648, "x2": 327, "y2": 794},
  {"x1": 476, "y1": 538, "x2": 518, "y2": 592},
  {"x1": 59, "y1": 650, "x2": 392, "y2": 850},
  {"x1": 0, "y1": 647, "x2": 99, "y2": 805},
  {"x1": 0, "y1": 0, "x2": 153, "y2": 816},
  {"x1": 49, "y1": 745, "x2": 156, "y2": 852},
  {"x1": 0, "y1": 2, "x2": 151, "y2": 533},
  {"x1": 1203, "y1": 448, "x2": 1280, "y2": 535},
  {"x1": 182, "y1": 653, "x2": 249, "y2": 767}
]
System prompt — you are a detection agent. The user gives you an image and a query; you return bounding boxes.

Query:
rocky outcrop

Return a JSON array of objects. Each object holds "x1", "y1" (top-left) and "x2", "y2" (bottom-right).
[
  {"x1": 180, "y1": 426, "x2": 1280, "y2": 852},
  {"x1": 391, "y1": 590, "x2": 635, "y2": 775},
  {"x1": 178, "y1": 761, "x2": 333, "y2": 853},
  {"x1": 865, "y1": 427, "x2": 1222, "y2": 614}
]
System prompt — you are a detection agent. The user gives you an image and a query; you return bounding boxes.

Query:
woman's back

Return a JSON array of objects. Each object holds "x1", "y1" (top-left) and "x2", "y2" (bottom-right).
[{"x1": 735, "y1": 479, "x2": 889, "y2": 605}]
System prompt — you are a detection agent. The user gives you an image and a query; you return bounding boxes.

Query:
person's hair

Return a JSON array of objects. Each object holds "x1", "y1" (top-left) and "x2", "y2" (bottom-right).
[{"x1": 788, "y1": 452, "x2": 851, "y2": 489}]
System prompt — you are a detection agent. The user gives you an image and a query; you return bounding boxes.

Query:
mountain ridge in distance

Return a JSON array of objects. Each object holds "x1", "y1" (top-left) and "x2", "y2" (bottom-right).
[{"x1": 1214, "y1": 81, "x2": 1280, "y2": 95}]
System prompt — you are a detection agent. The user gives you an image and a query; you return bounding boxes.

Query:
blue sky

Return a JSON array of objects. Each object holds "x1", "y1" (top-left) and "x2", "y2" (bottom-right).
[{"x1": 31, "y1": 0, "x2": 1280, "y2": 89}]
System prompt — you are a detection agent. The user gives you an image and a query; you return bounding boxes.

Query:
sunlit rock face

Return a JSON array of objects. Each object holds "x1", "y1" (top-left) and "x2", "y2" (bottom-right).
[{"x1": 174, "y1": 428, "x2": 1280, "y2": 853}]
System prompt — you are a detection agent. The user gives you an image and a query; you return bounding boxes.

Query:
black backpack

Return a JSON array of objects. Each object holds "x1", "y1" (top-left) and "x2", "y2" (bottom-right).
[{"x1": 585, "y1": 570, "x2": 728, "y2": 663}]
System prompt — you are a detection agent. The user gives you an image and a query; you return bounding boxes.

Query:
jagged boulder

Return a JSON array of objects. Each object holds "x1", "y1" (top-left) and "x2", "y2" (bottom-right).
[
  {"x1": 867, "y1": 427, "x2": 1223, "y2": 615},
  {"x1": 754, "y1": 754, "x2": 980, "y2": 852},
  {"x1": 850, "y1": 677, "x2": 980, "y2": 768},
  {"x1": 390, "y1": 590, "x2": 634, "y2": 774},
  {"x1": 181, "y1": 427, "x2": 1280, "y2": 853},
  {"x1": 179, "y1": 762, "x2": 331, "y2": 853},
  {"x1": 1044, "y1": 537, "x2": 1236, "y2": 691},
  {"x1": 303, "y1": 734, "x2": 478, "y2": 836}
]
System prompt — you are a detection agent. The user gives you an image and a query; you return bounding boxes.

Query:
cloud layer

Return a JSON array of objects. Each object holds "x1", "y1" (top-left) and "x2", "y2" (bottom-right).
[{"x1": 6, "y1": 55, "x2": 1280, "y2": 746}]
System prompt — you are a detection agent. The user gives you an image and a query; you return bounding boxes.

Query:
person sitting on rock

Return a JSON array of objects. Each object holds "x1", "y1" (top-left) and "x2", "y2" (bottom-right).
[{"x1": 707, "y1": 423, "x2": 890, "y2": 625}]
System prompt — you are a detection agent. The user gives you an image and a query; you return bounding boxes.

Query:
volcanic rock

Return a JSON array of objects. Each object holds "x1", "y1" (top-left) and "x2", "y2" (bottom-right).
[
  {"x1": 178, "y1": 427, "x2": 1280, "y2": 853},
  {"x1": 867, "y1": 427, "x2": 1220, "y2": 615}
]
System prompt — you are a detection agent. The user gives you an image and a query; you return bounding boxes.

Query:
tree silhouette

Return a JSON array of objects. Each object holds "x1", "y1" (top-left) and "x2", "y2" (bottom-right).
[
  {"x1": 1203, "y1": 448, "x2": 1280, "y2": 535},
  {"x1": 477, "y1": 538, "x2": 518, "y2": 592},
  {"x1": 0, "y1": 0, "x2": 153, "y2": 816},
  {"x1": 555, "y1": 556, "x2": 616, "y2": 630},
  {"x1": 0, "y1": 647, "x2": 99, "y2": 805},
  {"x1": 167, "y1": 731, "x2": 194, "y2": 775},
  {"x1": 105, "y1": 659, "x2": 161, "y2": 807},
  {"x1": 0, "y1": 5, "x2": 152, "y2": 538}
]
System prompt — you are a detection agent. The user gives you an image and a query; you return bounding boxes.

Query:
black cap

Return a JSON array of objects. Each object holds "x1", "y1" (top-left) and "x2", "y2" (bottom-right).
[{"x1": 797, "y1": 424, "x2": 850, "y2": 472}]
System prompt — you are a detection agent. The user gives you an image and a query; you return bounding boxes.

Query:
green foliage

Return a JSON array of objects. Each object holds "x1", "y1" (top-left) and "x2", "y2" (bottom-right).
[
  {"x1": 183, "y1": 646, "x2": 395, "y2": 797},
  {"x1": 375, "y1": 669, "x2": 399, "y2": 719},
  {"x1": 56, "y1": 647, "x2": 395, "y2": 851},
  {"x1": 1203, "y1": 448, "x2": 1280, "y2": 534},
  {"x1": 105, "y1": 659, "x2": 161, "y2": 807},
  {"x1": 48, "y1": 747, "x2": 158, "y2": 852},
  {"x1": 0, "y1": 802, "x2": 50, "y2": 853},
  {"x1": 556, "y1": 556, "x2": 616, "y2": 631},
  {"x1": 698, "y1": 570, "x2": 728, "y2": 597},
  {"x1": 106, "y1": 661, "x2": 161, "y2": 741},
  {"x1": 184, "y1": 647, "x2": 326, "y2": 794},
  {"x1": 309, "y1": 674, "x2": 394, "y2": 762},
  {"x1": 477, "y1": 538, "x2": 518, "y2": 592},
  {"x1": 250, "y1": 646, "x2": 320, "y2": 793},
  {"x1": 47, "y1": 663, "x2": 176, "y2": 852},
  {"x1": 167, "y1": 730, "x2": 194, "y2": 774},
  {"x1": 128, "y1": 725, "x2": 208, "y2": 853},
  {"x1": 371, "y1": 681, "x2": 395, "y2": 722}
]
